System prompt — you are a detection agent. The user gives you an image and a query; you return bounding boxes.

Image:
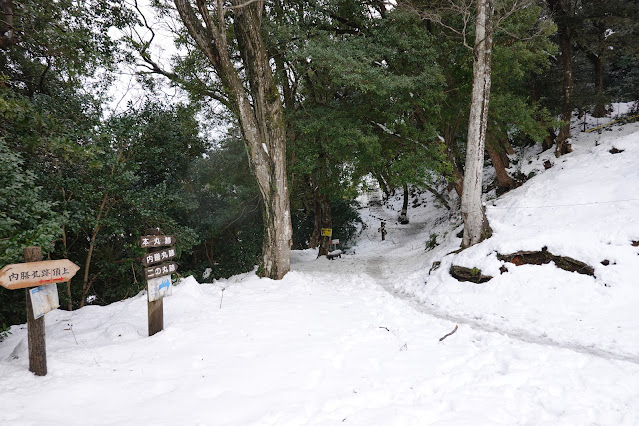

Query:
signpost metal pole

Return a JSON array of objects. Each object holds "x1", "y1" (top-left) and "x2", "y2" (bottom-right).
[{"x1": 24, "y1": 247, "x2": 46, "y2": 376}]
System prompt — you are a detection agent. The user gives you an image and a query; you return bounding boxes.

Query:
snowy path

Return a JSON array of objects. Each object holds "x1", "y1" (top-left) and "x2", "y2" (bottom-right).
[
  {"x1": 290, "y1": 237, "x2": 639, "y2": 424},
  {"x1": 367, "y1": 244, "x2": 639, "y2": 365},
  {"x1": 356, "y1": 198, "x2": 639, "y2": 366}
]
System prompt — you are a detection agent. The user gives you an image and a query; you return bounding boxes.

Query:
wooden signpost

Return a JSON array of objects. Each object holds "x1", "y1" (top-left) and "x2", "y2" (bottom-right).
[
  {"x1": 0, "y1": 259, "x2": 79, "y2": 290},
  {"x1": 141, "y1": 229, "x2": 177, "y2": 337},
  {"x1": 0, "y1": 247, "x2": 80, "y2": 376},
  {"x1": 378, "y1": 221, "x2": 387, "y2": 241}
]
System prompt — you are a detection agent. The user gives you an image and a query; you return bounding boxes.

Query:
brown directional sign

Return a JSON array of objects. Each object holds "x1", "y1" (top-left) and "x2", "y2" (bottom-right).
[
  {"x1": 144, "y1": 262, "x2": 178, "y2": 280},
  {"x1": 141, "y1": 246, "x2": 177, "y2": 266},
  {"x1": 140, "y1": 235, "x2": 175, "y2": 248},
  {"x1": 0, "y1": 259, "x2": 80, "y2": 290}
]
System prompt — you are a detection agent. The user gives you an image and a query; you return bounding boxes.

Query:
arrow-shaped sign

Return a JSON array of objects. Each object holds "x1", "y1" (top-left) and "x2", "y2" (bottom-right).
[
  {"x1": 139, "y1": 235, "x2": 175, "y2": 248},
  {"x1": 141, "y1": 246, "x2": 177, "y2": 266},
  {"x1": 0, "y1": 259, "x2": 80, "y2": 290},
  {"x1": 144, "y1": 262, "x2": 178, "y2": 280}
]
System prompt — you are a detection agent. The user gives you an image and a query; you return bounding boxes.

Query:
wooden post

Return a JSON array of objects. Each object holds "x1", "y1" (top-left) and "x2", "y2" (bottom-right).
[
  {"x1": 379, "y1": 221, "x2": 387, "y2": 241},
  {"x1": 146, "y1": 229, "x2": 163, "y2": 336},
  {"x1": 24, "y1": 246, "x2": 46, "y2": 376}
]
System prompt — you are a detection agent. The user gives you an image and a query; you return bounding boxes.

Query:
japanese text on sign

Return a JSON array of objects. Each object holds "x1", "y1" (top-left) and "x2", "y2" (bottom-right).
[
  {"x1": 0, "y1": 259, "x2": 80, "y2": 290},
  {"x1": 139, "y1": 235, "x2": 174, "y2": 248},
  {"x1": 8, "y1": 267, "x2": 68, "y2": 283},
  {"x1": 145, "y1": 262, "x2": 178, "y2": 280},
  {"x1": 141, "y1": 247, "x2": 177, "y2": 266}
]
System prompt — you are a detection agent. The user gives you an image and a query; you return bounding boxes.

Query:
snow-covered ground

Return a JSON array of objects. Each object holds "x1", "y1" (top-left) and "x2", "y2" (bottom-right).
[{"x1": 1, "y1": 110, "x2": 639, "y2": 425}]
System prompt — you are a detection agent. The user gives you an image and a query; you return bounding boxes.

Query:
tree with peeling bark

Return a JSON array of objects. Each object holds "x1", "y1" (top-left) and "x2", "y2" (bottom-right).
[
  {"x1": 460, "y1": 0, "x2": 495, "y2": 248},
  {"x1": 142, "y1": 0, "x2": 292, "y2": 279},
  {"x1": 462, "y1": 0, "x2": 553, "y2": 246}
]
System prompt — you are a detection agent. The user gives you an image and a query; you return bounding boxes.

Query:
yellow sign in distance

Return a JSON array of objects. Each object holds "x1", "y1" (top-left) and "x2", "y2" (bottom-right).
[{"x1": 321, "y1": 228, "x2": 332, "y2": 237}]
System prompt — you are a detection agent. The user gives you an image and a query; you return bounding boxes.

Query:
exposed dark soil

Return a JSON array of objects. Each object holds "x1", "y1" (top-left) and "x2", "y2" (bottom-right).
[
  {"x1": 449, "y1": 265, "x2": 493, "y2": 283},
  {"x1": 497, "y1": 247, "x2": 595, "y2": 276}
]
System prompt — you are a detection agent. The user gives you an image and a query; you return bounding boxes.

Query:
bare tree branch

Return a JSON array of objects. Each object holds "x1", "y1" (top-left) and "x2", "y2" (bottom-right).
[{"x1": 226, "y1": 0, "x2": 263, "y2": 12}]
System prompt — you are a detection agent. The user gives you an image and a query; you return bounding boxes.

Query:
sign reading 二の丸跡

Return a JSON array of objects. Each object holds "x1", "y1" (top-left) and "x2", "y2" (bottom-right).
[
  {"x1": 0, "y1": 259, "x2": 80, "y2": 290},
  {"x1": 144, "y1": 262, "x2": 178, "y2": 280}
]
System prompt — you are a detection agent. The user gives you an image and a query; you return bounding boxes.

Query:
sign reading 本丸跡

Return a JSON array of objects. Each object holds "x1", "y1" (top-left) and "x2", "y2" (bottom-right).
[
  {"x1": 139, "y1": 235, "x2": 174, "y2": 248},
  {"x1": 0, "y1": 259, "x2": 80, "y2": 290},
  {"x1": 141, "y1": 247, "x2": 177, "y2": 266}
]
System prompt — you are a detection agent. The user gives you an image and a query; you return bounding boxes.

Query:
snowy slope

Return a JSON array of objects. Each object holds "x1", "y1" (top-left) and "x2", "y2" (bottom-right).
[
  {"x1": 1, "y1": 115, "x2": 639, "y2": 425},
  {"x1": 395, "y1": 119, "x2": 639, "y2": 360}
]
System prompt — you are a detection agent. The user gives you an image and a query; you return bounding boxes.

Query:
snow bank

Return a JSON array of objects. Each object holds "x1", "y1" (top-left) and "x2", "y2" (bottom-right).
[{"x1": 395, "y1": 121, "x2": 639, "y2": 359}]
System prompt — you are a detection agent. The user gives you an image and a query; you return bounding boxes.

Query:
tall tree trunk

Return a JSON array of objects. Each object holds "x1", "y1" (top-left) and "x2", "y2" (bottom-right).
[
  {"x1": 443, "y1": 124, "x2": 464, "y2": 198},
  {"x1": 399, "y1": 183, "x2": 409, "y2": 224},
  {"x1": 542, "y1": 127, "x2": 556, "y2": 151},
  {"x1": 79, "y1": 192, "x2": 109, "y2": 308},
  {"x1": 550, "y1": 0, "x2": 574, "y2": 157},
  {"x1": 374, "y1": 171, "x2": 391, "y2": 198},
  {"x1": 487, "y1": 139, "x2": 515, "y2": 193},
  {"x1": 204, "y1": 240, "x2": 214, "y2": 265},
  {"x1": 309, "y1": 186, "x2": 321, "y2": 249},
  {"x1": 502, "y1": 139, "x2": 515, "y2": 156},
  {"x1": 61, "y1": 187, "x2": 73, "y2": 310},
  {"x1": 79, "y1": 150, "x2": 122, "y2": 307},
  {"x1": 61, "y1": 224, "x2": 73, "y2": 311},
  {"x1": 383, "y1": 171, "x2": 396, "y2": 196},
  {"x1": 587, "y1": 51, "x2": 606, "y2": 117},
  {"x1": 461, "y1": 0, "x2": 494, "y2": 248},
  {"x1": 581, "y1": 20, "x2": 606, "y2": 118},
  {"x1": 174, "y1": 0, "x2": 292, "y2": 279},
  {"x1": 317, "y1": 195, "x2": 332, "y2": 257},
  {"x1": 0, "y1": 0, "x2": 14, "y2": 49}
]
